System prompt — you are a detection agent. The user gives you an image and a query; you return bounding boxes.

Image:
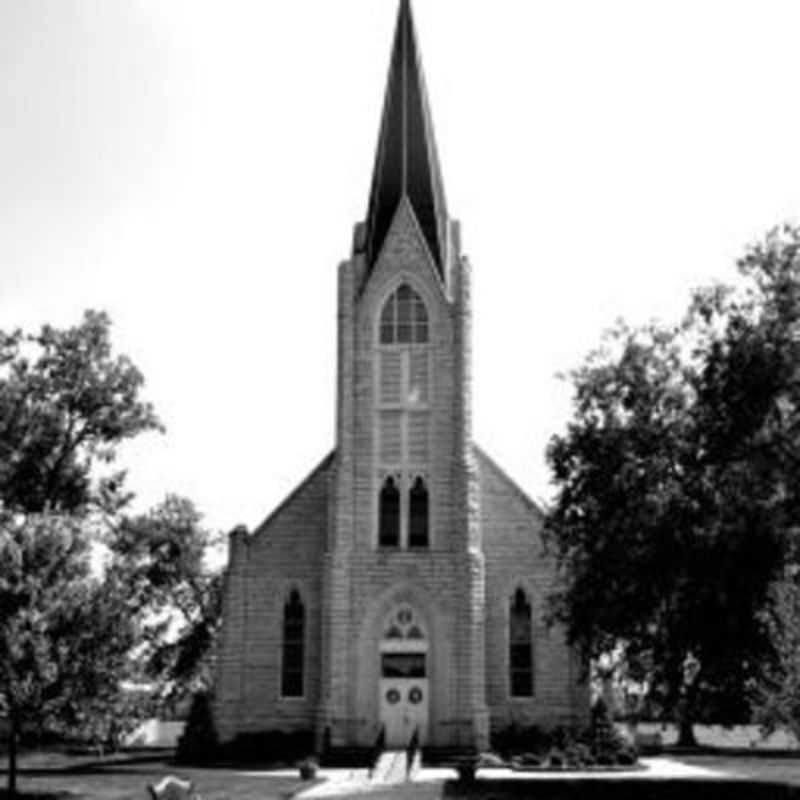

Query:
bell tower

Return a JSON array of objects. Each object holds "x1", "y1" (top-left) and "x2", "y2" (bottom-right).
[{"x1": 320, "y1": 0, "x2": 488, "y2": 750}]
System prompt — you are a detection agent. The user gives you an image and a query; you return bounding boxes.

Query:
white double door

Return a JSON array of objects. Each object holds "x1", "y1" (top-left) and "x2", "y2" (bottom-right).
[{"x1": 379, "y1": 676, "x2": 429, "y2": 748}]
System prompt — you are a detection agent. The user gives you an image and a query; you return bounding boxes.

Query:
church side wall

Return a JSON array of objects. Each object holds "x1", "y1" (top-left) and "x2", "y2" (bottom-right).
[
  {"x1": 214, "y1": 456, "x2": 332, "y2": 743},
  {"x1": 477, "y1": 448, "x2": 589, "y2": 733}
]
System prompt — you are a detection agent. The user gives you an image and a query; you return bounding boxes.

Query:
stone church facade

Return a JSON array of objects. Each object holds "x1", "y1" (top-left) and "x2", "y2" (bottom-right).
[{"x1": 215, "y1": 0, "x2": 588, "y2": 752}]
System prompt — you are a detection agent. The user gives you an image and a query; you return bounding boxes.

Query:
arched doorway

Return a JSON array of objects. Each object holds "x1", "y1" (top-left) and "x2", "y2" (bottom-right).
[{"x1": 378, "y1": 604, "x2": 429, "y2": 747}]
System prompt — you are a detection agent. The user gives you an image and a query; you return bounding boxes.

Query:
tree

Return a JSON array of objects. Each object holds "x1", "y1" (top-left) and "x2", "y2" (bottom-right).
[
  {"x1": 748, "y1": 566, "x2": 800, "y2": 741},
  {"x1": 0, "y1": 309, "x2": 161, "y2": 515},
  {"x1": 107, "y1": 495, "x2": 223, "y2": 711},
  {"x1": 0, "y1": 513, "x2": 142, "y2": 796},
  {"x1": 0, "y1": 310, "x2": 162, "y2": 795},
  {"x1": 546, "y1": 225, "x2": 800, "y2": 745}
]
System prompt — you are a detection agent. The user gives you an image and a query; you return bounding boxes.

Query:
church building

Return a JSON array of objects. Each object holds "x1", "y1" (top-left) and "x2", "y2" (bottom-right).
[{"x1": 215, "y1": 0, "x2": 588, "y2": 752}]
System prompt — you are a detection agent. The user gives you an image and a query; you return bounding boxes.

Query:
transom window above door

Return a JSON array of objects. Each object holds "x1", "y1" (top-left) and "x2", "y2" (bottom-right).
[{"x1": 380, "y1": 605, "x2": 429, "y2": 652}]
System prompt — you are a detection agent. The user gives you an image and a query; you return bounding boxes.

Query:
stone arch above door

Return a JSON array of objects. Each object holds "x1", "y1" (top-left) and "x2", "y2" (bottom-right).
[{"x1": 353, "y1": 583, "x2": 450, "y2": 747}]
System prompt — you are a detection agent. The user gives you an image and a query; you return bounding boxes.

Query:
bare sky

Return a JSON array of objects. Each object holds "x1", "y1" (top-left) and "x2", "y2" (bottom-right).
[{"x1": 2, "y1": 0, "x2": 800, "y2": 534}]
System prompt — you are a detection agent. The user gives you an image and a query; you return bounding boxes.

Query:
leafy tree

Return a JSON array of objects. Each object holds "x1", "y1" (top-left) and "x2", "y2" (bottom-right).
[
  {"x1": 0, "y1": 309, "x2": 161, "y2": 515},
  {"x1": 0, "y1": 310, "x2": 162, "y2": 795},
  {"x1": 108, "y1": 495, "x2": 223, "y2": 711},
  {"x1": 0, "y1": 513, "x2": 143, "y2": 796},
  {"x1": 546, "y1": 225, "x2": 800, "y2": 745},
  {"x1": 748, "y1": 566, "x2": 800, "y2": 741}
]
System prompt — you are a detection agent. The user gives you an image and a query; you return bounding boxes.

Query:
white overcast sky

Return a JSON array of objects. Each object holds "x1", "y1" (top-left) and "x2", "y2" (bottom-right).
[{"x1": 2, "y1": 0, "x2": 800, "y2": 535}]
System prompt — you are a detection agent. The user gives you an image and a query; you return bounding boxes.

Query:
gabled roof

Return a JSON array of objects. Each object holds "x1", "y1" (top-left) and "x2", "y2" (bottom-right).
[{"x1": 364, "y1": 0, "x2": 448, "y2": 279}]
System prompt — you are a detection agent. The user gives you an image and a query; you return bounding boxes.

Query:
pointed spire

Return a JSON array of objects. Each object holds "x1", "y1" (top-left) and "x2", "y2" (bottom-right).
[{"x1": 364, "y1": 0, "x2": 448, "y2": 278}]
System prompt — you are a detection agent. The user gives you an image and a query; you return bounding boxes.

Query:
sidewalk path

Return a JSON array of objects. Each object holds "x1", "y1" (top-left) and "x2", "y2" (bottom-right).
[{"x1": 296, "y1": 757, "x2": 728, "y2": 797}]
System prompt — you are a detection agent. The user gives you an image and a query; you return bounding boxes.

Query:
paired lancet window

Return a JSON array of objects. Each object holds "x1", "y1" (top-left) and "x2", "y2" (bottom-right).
[
  {"x1": 376, "y1": 284, "x2": 430, "y2": 549},
  {"x1": 509, "y1": 588, "x2": 534, "y2": 697},
  {"x1": 281, "y1": 590, "x2": 305, "y2": 698}
]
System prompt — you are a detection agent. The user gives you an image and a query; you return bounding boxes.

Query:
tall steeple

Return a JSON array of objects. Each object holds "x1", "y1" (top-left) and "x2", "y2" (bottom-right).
[{"x1": 364, "y1": 0, "x2": 448, "y2": 278}]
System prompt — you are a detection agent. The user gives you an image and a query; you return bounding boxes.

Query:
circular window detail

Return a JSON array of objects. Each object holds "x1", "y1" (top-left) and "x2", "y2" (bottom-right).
[
  {"x1": 408, "y1": 687, "x2": 423, "y2": 705},
  {"x1": 397, "y1": 608, "x2": 413, "y2": 625},
  {"x1": 386, "y1": 688, "x2": 401, "y2": 705}
]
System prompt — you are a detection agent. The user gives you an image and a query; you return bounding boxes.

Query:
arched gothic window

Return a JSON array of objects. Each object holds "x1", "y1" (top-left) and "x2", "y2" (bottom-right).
[
  {"x1": 379, "y1": 476, "x2": 401, "y2": 547},
  {"x1": 281, "y1": 590, "x2": 305, "y2": 697},
  {"x1": 380, "y1": 284, "x2": 429, "y2": 344},
  {"x1": 408, "y1": 476, "x2": 429, "y2": 548},
  {"x1": 509, "y1": 588, "x2": 533, "y2": 697}
]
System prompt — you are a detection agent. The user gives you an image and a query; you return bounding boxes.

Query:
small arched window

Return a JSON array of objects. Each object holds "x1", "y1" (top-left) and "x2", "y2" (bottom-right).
[
  {"x1": 509, "y1": 588, "x2": 533, "y2": 697},
  {"x1": 281, "y1": 590, "x2": 305, "y2": 697},
  {"x1": 379, "y1": 284, "x2": 429, "y2": 344},
  {"x1": 379, "y1": 476, "x2": 401, "y2": 547},
  {"x1": 408, "y1": 476, "x2": 429, "y2": 548}
]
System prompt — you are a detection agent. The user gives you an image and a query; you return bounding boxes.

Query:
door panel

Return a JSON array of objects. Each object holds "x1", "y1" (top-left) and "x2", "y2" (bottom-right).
[{"x1": 379, "y1": 678, "x2": 428, "y2": 747}]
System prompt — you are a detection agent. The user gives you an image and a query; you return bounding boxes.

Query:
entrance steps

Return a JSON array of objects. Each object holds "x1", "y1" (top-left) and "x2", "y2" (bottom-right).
[{"x1": 370, "y1": 749, "x2": 420, "y2": 782}]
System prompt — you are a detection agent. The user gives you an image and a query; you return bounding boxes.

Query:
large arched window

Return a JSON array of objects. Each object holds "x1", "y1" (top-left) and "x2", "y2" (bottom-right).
[
  {"x1": 375, "y1": 284, "x2": 431, "y2": 549},
  {"x1": 281, "y1": 590, "x2": 305, "y2": 697},
  {"x1": 380, "y1": 284, "x2": 429, "y2": 344},
  {"x1": 509, "y1": 588, "x2": 534, "y2": 697}
]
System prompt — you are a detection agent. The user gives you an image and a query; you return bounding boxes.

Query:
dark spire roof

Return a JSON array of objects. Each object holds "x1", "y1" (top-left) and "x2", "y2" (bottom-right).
[{"x1": 364, "y1": 0, "x2": 448, "y2": 277}]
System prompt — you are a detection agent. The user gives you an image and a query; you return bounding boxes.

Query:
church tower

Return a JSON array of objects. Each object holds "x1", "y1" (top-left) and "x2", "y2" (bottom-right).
[{"x1": 322, "y1": 0, "x2": 489, "y2": 749}]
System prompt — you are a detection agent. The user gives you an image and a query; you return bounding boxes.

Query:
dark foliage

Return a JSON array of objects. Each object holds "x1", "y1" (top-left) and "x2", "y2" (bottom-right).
[
  {"x1": 175, "y1": 692, "x2": 219, "y2": 764},
  {"x1": 107, "y1": 496, "x2": 222, "y2": 711},
  {"x1": 546, "y1": 225, "x2": 800, "y2": 740}
]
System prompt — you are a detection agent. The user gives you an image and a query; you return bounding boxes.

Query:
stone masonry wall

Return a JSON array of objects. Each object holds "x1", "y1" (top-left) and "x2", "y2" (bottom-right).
[
  {"x1": 323, "y1": 202, "x2": 488, "y2": 748},
  {"x1": 477, "y1": 447, "x2": 590, "y2": 732},
  {"x1": 214, "y1": 454, "x2": 333, "y2": 743}
]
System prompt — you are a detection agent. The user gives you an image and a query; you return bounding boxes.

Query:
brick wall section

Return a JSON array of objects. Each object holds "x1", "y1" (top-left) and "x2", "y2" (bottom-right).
[
  {"x1": 214, "y1": 454, "x2": 333, "y2": 742},
  {"x1": 476, "y1": 446, "x2": 590, "y2": 731}
]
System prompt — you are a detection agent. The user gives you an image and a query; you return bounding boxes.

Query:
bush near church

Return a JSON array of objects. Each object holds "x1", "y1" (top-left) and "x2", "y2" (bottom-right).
[{"x1": 491, "y1": 700, "x2": 638, "y2": 770}]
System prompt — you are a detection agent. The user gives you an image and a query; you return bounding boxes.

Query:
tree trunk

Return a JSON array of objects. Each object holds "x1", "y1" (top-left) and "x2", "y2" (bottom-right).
[
  {"x1": 677, "y1": 715, "x2": 697, "y2": 747},
  {"x1": 7, "y1": 713, "x2": 18, "y2": 799}
]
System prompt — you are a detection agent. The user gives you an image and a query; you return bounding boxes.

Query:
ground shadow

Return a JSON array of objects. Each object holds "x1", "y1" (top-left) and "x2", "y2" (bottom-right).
[{"x1": 443, "y1": 778, "x2": 800, "y2": 799}]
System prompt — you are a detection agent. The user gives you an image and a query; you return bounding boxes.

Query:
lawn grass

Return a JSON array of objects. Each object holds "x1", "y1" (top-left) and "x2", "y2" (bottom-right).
[
  {"x1": 5, "y1": 750, "x2": 800, "y2": 800},
  {"x1": 441, "y1": 777, "x2": 800, "y2": 799},
  {"x1": 0, "y1": 750, "x2": 311, "y2": 800},
  {"x1": 679, "y1": 754, "x2": 800, "y2": 786}
]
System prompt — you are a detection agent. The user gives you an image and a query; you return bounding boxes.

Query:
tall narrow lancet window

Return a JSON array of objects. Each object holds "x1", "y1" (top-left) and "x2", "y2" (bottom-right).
[
  {"x1": 408, "y1": 476, "x2": 429, "y2": 548},
  {"x1": 379, "y1": 476, "x2": 401, "y2": 547},
  {"x1": 281, "y1": 590, "x2": 305, "y2": 697},
  {"x1": 509, "y1": 589, "x2": 534, "y2": 697},
  {"x1": 376, "y1": 284, "x2": 431, "y2": 548}
]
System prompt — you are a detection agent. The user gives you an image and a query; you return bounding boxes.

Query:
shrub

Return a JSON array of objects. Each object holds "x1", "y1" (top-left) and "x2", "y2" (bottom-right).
[
  {"x1": 175, "y1": 692, "x2": 219, "y2": 763},
  {"x1": 298, "y1": 757, "x2": 318, "y2": 780},
  {"x1": 457, "y1": 760, "x2": 476, "y2": 782}
]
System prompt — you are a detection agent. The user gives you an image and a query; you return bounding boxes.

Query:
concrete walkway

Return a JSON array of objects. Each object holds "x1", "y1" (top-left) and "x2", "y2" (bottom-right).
[{"x1": 295, "y1": 757, "x2": 728, "y2": 798}]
